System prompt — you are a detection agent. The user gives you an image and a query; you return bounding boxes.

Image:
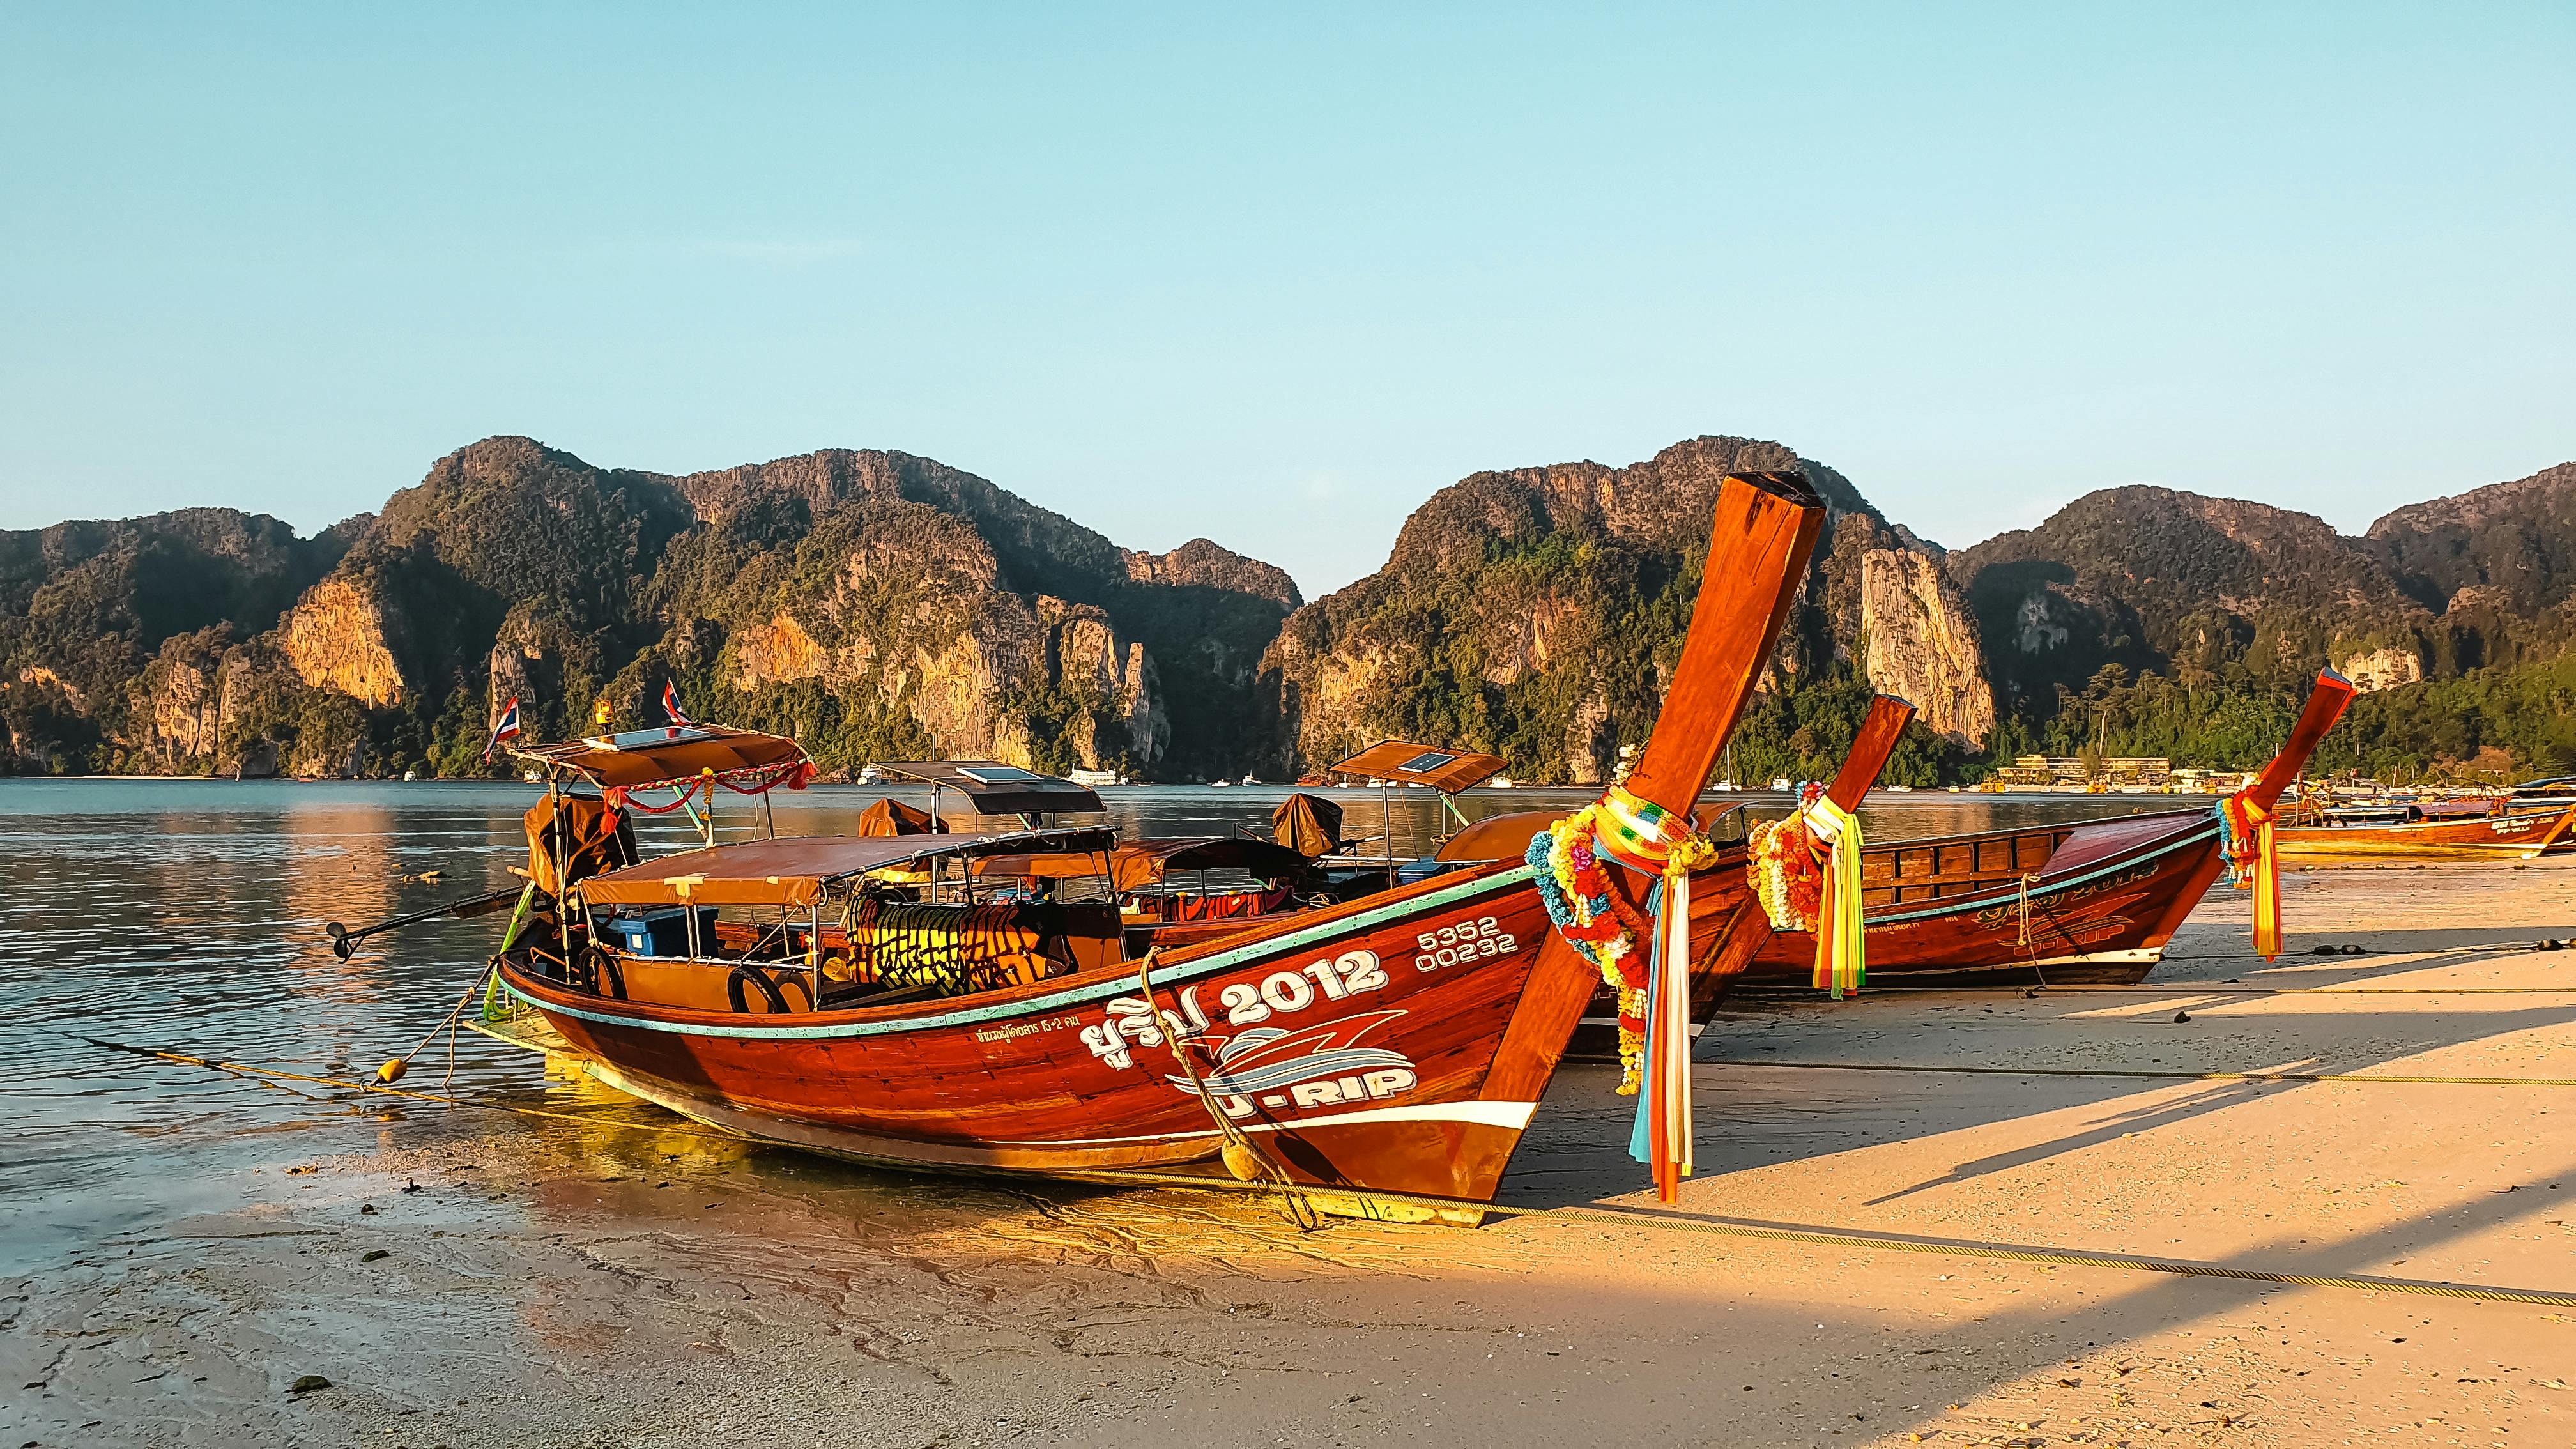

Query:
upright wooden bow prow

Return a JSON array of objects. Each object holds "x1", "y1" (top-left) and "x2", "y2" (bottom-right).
[
  {"x1": 1496, "y1": 470, "x2": 1826, "y2": 1205},
  {"x1": 1808, "y1": 696, "x2": 1916, "y2": 998},
  {"x1": 2223, "y1": 669, "x2": 2358, "y2": 960}
]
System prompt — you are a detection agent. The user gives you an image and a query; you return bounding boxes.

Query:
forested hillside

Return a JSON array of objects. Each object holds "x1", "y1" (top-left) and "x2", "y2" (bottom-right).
[
  {"x1": 0, "y1": 439, "x2": 1296, "y2": 780},
  {"x1": 3, "y1": 440, "x2": 2568, "y2": 785}
]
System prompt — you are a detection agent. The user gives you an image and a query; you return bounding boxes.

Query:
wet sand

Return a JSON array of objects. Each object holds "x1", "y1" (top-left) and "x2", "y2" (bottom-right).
[{"x1": 10, "y1": 858, "x2": 2576, "y2": 1448}]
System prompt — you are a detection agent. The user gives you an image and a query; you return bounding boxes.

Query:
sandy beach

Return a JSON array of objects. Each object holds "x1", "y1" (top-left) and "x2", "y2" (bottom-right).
[{"x1": 10, "y1": 857, "x2": 2576, "y2": 1449}]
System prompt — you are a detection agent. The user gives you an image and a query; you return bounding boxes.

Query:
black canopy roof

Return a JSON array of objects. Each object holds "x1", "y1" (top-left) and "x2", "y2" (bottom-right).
[{"x1": 866, "y1": 760, "x2": 1105, "y2": 815}]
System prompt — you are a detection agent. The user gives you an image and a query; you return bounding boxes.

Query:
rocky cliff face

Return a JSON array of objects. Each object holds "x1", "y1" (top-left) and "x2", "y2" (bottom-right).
[
  {"x1": 281, "y1": 576, "x2": 406, "y2": 707},
  {"x1": 643, "y1": 452, "x2": 1206, "y2": 775},
  {"x1": 0, "y1": 437, "x2": 1280, "y2": 779},
  {"x1": 1261, "y1": 436, "x2": 1993, "y2": 784},
  {"x1": 1856, "y1": 548, "x2": 1995, "y2": 742},
  {"x1": 0, "y1": 508, "x2": 347, "y2": 772}
]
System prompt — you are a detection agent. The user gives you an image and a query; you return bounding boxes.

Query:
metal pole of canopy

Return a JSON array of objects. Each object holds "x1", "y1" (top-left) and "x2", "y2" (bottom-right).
[
  {"x1": 550, "y1": 778, "x2": 572, "y2": 967},
  {"x1": 1379, "y1": 781, "x2": 1395, "y2": 891},
  {"x1": 808, "y1": 899, "x2": 822, "y2": 1008},
  {"x1": 762, "y1": 787, "x2": 777, "y2": 840}
]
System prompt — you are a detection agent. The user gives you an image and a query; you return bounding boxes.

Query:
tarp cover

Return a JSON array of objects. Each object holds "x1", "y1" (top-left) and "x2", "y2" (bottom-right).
[
  {"x1": 1272, "y1": 793, "x2": 1344, "y2": 857},
  {"x1": 576, "y1": 827, "x2": 1116, "y2": 908},
  {"x1": 969, "y1": 836, "x2": 1310, "y2": 892},
  {"x1": 523, "y1": 792, "x2": 638, "y2": 897},
  {"x1": 1327, "y1": 740, "x2": 1507, "y2": 794},
  {"x1": 855, "y1": 799, "x2": 946, "y2": 836},
  {"x1": 514, "y1": 724, "x2": 811, "y2": 792}
]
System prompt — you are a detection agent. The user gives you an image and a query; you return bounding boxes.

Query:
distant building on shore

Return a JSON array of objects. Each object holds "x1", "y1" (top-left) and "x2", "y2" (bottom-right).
[{"x1": 1993, "y1": 755, "x2": 2177, "y2": 790}]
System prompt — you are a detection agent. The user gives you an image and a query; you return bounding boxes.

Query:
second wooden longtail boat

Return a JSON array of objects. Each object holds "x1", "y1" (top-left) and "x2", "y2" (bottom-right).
[
  {"x1": 1713, "y1": 669, "x2": 2359, "y2": 991},
  {"x1": 477, "y1": 470, "x2": 1828, "y2": 1222},
  {"x1": 1439, "y1": 670, "x2": 2358, "y2": 998}
]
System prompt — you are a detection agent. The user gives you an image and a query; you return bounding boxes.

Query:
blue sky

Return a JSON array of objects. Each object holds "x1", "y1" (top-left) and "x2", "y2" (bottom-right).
[{"x1": 3, "y1": 4, "x2": 2568, "y2": 596}]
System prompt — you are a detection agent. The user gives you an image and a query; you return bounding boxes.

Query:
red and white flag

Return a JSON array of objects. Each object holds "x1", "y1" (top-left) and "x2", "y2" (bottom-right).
[
  {"x1": 661, "y1": 681, "x2": 691, "y2": 726},
  {"x1": 482, "y1": 694, "x2": 522, "y2": 762}
]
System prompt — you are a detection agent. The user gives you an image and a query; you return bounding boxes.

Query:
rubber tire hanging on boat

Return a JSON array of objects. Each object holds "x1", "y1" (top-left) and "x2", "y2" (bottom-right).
[
  {"x1": 726, "y1": 963, "x2": 790, "y2": 1015},
  {"x1": 574, "y1": 946, "x2": 625, "y2": 1000}
]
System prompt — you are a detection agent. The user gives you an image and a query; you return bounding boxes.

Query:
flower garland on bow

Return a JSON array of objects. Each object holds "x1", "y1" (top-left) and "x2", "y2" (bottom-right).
[
  {"x1": 1526, "y1": 822, "x2": 1655, "y2": 1087},
  {"x1": 2216, "y1": 791, "x2": 2282, "y2": 960},
  {"x1": 1528, "y1": 783, "x2": 1721, "y2": 1205},
  {"x1": 1744, "y1": 783, "x2": 1828, "y2": 931},
  {"x1": 1741, "y1": 781, "x2": 1867, "y2": 998}
]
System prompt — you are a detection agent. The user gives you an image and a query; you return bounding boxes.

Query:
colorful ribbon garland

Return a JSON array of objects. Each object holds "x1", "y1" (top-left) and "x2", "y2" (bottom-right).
[
  {"x1": 2216, "y1": 793, "x2": 2282, "y2": 960},
  {"x1": 1529, "y1": 783, "x2": 1717, "y2": 1204}
]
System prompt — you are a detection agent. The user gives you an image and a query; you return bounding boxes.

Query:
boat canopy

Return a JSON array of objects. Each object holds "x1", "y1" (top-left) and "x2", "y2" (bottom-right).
[
  {"x1": 576, "y1": 826, "x2": 1117, "y2": 908},
  {"x1": 514, "y1": 724, "x2": 813, "y2": 792},
  {"x1": 1328, "y1": 740, "x2": 1507, "y2": 794},
  {"x1": 864, "y1": 760, "x2": 1104, "y2": 815},
  {"x1": 967, "y1": 836, "x2": 1311, "y2": 891}
]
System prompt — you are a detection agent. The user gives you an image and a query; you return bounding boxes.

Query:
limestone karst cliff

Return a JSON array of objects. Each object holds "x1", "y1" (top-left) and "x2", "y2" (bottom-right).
[
  {"x1": 0, "y1": 438, "x2": 1282, "y2": 778},
  {"x1": 1261, "y1": 437, "x2": 1993, "y2": 786}
]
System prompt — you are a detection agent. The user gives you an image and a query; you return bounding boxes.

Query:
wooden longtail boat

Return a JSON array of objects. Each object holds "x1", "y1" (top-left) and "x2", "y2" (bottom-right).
[
  {"x1": 2272, "y1": 798, "x2": 2576, "y2": 861},
  {"x1": 1438, "y1": 671, "x2": 2359, "y2": 997},
  {"x1": 484, "y1": 470, "x2": 1828, "y2": 1222}
]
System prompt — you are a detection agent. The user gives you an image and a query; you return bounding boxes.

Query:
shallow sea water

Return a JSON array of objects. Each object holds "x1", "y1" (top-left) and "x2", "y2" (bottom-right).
[{"x1": 0, "y1": 778, "x2": 2152, "y2": 1275}]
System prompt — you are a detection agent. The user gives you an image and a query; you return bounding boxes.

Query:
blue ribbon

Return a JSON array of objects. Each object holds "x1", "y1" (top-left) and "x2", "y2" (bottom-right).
[{"x1": 1627, "y1": 880, "x2": 1664, "y2": 1165}]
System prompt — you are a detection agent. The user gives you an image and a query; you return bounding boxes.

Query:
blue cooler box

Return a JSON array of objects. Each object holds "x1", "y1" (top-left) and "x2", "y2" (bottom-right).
[{"x1": 602, "y1": 907, "x2": 717, "y2": 958}]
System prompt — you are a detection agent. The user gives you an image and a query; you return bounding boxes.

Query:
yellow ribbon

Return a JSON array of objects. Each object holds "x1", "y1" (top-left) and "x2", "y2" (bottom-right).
[{"x1": 1804, "y1": 797, "x2": 1866, "y2": 999}]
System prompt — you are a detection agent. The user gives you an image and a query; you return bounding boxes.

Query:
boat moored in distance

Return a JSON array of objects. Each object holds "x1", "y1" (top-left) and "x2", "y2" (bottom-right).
[
  {"x1": 2272, "y1": 795, "x2": 2576, "y2": 861},
  {"x1": 473, "y1": 469, "x2": 1832, "y2": 1223}
]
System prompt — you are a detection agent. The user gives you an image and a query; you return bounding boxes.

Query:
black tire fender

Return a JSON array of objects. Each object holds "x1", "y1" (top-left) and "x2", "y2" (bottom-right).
[{"x1": 726, "y1": 964, "x2": 790, "y2": 1014}]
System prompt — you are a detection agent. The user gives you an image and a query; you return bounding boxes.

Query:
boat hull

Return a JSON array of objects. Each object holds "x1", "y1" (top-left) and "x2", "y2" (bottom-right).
[
  {"x1": 503, "y1": 861, "x2": 1562, "y2": 1212},
  {"x1": 1737, "y1": 811, "x2": 2220, "y2": 988},
  {"x1": 2277, "y1": 805, "x2": 2576, "y2": 861}
]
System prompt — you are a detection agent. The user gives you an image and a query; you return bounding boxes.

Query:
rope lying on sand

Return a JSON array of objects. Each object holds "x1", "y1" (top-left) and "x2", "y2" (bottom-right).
[
  {"x1": 75, "y1": 1037, "x2": 753, "y2": 1146},
  {"x1": 82, "y1": 1033, "x2": 2576, "y2": 1311},
  {"x1": 1702, "y1": 1059, "x2": 2576, "y2": 1088}
]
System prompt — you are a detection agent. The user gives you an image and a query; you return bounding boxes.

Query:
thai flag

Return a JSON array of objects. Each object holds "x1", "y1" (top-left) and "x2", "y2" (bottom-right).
[
  {"x1": 483, "y1": 694, "x2": 521, "y2": 762},
  {"x1": 661, "y1": 681, "x2": 691, "y2": 726}
]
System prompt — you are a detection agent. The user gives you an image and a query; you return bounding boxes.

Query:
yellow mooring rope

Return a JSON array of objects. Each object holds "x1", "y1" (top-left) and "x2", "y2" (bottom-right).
[{"x1": 83, "y1": 1034, "x2": 2576, "y2": 1311}]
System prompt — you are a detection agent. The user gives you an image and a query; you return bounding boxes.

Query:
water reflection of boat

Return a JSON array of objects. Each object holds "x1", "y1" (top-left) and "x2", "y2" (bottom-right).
[{"x1": 474, "y1": 471, "x2": 1828, "y2": 1222}]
